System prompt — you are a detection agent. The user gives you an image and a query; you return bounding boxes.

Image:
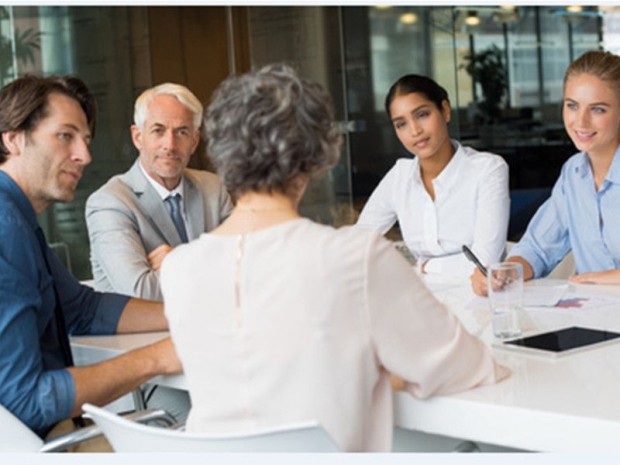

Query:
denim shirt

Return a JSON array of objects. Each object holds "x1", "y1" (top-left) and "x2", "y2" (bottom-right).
[
  {"x1": 510, "y1": 146, "x2": 620, "y2": 278},
  {"x1": 0, "y1": 171, "x2": 128, "y2": 437}
]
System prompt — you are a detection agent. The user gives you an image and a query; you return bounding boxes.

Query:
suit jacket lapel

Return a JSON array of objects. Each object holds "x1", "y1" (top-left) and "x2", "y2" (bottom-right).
[
  {"x1": 122, "y1": 160, "x2": 185, "y2": 246},
  {"x1": 183, "y1": 172, "x2": 205, "y2": 240}
]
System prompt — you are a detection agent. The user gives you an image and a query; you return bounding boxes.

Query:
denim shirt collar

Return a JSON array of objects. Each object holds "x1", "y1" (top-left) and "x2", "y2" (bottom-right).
[{"x1": 0, "y1": 170, "x2": 39, "y2": 231}]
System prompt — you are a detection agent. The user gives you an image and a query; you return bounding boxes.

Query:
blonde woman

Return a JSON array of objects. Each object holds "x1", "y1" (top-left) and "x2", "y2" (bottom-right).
[{"x1": 473, "y1": 50, "x2": 620, "y2": 294}]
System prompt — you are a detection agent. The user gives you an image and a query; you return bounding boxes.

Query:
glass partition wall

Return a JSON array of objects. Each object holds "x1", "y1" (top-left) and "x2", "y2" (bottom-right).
[
  {"x1": 0, "y1": 6, "x2": 143, "y2": 278},
  {"x1": 0, "y1": 5, "x2": 617, "y2": 279},
  {"x1": 246, "y1": 7, "x2": 353, "y2": 226},
  {"x1": 343, "y1": 5, "x2": 608, "y2": 240}
]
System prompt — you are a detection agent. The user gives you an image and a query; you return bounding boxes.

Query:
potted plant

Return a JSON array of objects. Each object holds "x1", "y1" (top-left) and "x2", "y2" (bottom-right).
[
  {"x1": 0, "y1": 10, "x2": 41, "y2": 85},
  {"x1": 462, "y1": 44, "x2": 507, "y2": 124}
]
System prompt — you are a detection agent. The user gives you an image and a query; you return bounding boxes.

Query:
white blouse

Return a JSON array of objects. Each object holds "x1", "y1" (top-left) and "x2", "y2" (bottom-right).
[
  {"x1": 356, "y1": 141, "x2": 509, "y2": 277},
  {"x1": 161, "y1": 219, "x2": 503, "y2": 451}
]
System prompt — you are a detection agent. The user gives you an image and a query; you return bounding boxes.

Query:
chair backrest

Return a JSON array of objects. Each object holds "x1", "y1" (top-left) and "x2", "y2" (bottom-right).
[
  {"x1": 0, "y1": 403, "x2": 44, "y2": 452},
  {"x1": 82, "y1": 403, "x2": 340, "y2": 452},
  {"x1": 80, "y1": 279, "x2": 95, "y2": 288},
  {"x1": 506, "y1": 241, "x2": 575, "y2": 279},
  {"x1": 547, "y1": 251, "x2": 575, "y2": 279},
  {"x1": 49, "y1": 241, "x2": 72, "y2": 274}
]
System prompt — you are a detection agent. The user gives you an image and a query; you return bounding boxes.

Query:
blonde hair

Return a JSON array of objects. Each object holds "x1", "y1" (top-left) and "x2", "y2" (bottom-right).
[{"x1": 564, "y1": 50, "x2": 620, "y2": 101}]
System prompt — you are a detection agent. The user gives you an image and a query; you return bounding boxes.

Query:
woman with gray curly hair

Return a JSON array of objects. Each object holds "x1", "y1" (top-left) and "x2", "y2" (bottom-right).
[{"x1": 160, "y1": 64, "x2": 507, "y2": 451}]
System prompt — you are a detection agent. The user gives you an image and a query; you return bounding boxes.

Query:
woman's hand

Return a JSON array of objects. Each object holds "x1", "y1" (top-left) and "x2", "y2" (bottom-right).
[
  {"x1": 470, "y1": 268, "x2": 488, "y2": 296},
  {"x1": 569, "y1": 269, "x2": 620, "y2": 285},
  {"x1": 470, "y1": 256, "x2": 534, "y2": 296}
]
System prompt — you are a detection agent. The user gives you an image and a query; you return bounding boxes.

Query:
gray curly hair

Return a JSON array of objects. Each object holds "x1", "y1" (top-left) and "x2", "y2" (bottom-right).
[{"x1": 204, "y1": 63, "x2": 341, "y2": 198}]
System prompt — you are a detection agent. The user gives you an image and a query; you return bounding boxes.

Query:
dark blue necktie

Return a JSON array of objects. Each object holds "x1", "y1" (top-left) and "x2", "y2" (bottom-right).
[{"x1": 165, "y1": 193, "x2": 189, "y2": 243}]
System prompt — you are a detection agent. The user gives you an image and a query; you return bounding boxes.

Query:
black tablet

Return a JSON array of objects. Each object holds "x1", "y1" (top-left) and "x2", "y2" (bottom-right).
[{"x1": 498, "y1": 326, "x2": 620, "y2": 357}]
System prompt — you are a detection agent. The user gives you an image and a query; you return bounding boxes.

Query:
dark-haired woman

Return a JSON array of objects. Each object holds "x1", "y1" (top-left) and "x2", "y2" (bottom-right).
[{"x1": 357, "y1": 74, "x2": 509, "y2": 277}]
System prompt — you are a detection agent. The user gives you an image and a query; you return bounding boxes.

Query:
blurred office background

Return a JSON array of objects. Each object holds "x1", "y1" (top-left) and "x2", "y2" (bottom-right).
[{"x1": 0, "y1": 5, "x2": 616, "y2": 279}]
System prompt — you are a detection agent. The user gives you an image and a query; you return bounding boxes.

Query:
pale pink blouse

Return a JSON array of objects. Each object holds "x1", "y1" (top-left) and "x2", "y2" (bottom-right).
[{"x1": 161, "y1": 218, "x2": 503, "y2": 451}]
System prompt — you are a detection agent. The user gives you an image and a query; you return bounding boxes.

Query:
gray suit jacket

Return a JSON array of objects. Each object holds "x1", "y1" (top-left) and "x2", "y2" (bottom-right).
[{"x1": 85, "y1": 160, "x2": 233, "y2": 300}]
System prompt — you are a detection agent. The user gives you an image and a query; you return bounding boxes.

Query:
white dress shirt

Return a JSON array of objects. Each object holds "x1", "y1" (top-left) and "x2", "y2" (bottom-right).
[
  {"x1": 161, "y1": 219, "x2": 502, "y2": 451},
  {"x1": 356, "y1": 141, "x2": 509, "y2": 277}
]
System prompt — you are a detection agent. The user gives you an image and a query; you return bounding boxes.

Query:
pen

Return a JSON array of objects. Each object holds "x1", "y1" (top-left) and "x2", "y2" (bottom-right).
[{"x1": 462, "y1": 245, "x2": 488, "y2": 276}]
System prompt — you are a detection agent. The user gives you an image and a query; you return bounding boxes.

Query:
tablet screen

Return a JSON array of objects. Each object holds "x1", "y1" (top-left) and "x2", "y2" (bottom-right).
[{"x1": 504, "y1": 326, "x2": 620, "y2": 353}]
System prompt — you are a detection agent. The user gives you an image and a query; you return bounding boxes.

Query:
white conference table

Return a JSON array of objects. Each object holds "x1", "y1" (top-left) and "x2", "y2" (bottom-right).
[
  {"x1": 71, "y1": 331, "x2": 186, "y2": 391},
  {"x1": 394, "y1": 275, "x2": 620, "y2": 453},
  {"x1": 71, "y1": 277, "x2": 620, "y2": 452}
]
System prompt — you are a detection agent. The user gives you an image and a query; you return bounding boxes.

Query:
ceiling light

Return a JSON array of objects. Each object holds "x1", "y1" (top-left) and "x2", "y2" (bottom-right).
[
  {"x1": 464, "y1": 11, "x2": 481, "y2": 26},
  {"x1": 399, "y1": 13, "x2": 418, "y2": 25},
  {"x1": 566, "y1": 6, "x2": 583, "y2": 13}
]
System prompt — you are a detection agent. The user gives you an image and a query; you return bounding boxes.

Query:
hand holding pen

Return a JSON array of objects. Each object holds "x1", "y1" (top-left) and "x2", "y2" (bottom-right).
[
  {"x1": 463, "y1": 245, "x2": 492, "y2": 296},
  {"x1": 464, "y1": 245, "x2": 514, "y2": 296},
  {"x1": 462, "y1": 245, "x2": 487, "y2": 277}
]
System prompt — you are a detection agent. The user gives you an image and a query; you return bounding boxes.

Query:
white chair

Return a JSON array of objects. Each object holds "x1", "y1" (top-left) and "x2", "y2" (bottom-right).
[
  {"x1": 0, "y1": 402, "x2": 46, "y2": 452},
  {"x1": 0, "y1": 402, "x2": 105, "y2": 452},
  {"x1": 0, "y1": 402, "x2": 175, "y2": 452},
  {"x1": 506, "y1": 241, "x2": 575, "y2": 279},
  {"x1": 79, "y1": 279, "x2": 95, "y2": 288},
  {"x1": 547, "y1": 251, "x2": 575, "y2": 279},
  {"x1": 82, "y1": 403, "x2": 340, "y2": 452}
]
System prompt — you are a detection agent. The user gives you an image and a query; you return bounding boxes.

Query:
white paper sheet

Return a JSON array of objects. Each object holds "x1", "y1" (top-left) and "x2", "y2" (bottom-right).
[{"x1": 523, "y1": 284, "x2": 568, "y2": 307}]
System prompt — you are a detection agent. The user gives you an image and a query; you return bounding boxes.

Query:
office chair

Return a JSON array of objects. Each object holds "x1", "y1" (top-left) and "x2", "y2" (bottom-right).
[
  {"x1": 82, "y1": 403, "x2": 340, "y2": 452},
  {"x1": 0, "y1": 402, "x2": 174, "y2": 452},
  {"x1": 0, "y1": 402, "x2": 103, "y2": 452},
  {"x1": 506, "y1": 241, "x2": 575, "y2": 279},
  {"x1": 49, "y1": 241, "x2": 72, "y2": 273}
]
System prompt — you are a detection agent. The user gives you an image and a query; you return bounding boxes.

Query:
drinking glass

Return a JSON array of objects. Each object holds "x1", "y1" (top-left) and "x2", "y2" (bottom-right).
[{"x1": 488, "y1": 262, "x2": 523, "y2": 339}]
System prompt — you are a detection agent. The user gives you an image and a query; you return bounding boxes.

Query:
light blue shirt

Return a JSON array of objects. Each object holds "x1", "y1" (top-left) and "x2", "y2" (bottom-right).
[{"x1": 510, "y1": 146, "x2": 620, "y2": 278}]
